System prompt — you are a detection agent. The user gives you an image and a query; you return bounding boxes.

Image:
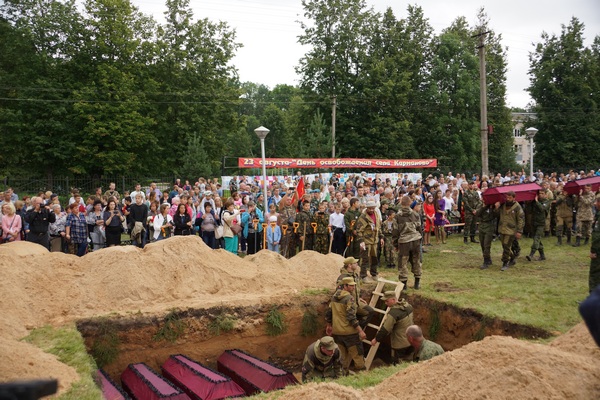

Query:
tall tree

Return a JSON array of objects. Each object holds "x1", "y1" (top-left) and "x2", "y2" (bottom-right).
[{"x1": 528, "y1": 17, "x2": 600, "y2": 169}]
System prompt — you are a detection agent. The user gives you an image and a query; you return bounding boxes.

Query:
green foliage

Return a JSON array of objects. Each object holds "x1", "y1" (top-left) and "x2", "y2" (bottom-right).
[
  {"x1": 90, "y1": 318, "x2": 120, "y2": 368},
  {"x1": 300, "y1": 287, "x2": 331, "y2": 296},
  {"x1": 153, "y1": 309, "x2": 186, "y2": 343},
  {"x1": 265, "y1": 307, "x2": 287, "y2": 336},
  {"x1": 528, "y1": 17, "x2": 600, "y2": 169},
  {"x1": 208, "y1": 314, "x2": 236, "y2": 336},
  {"x1": 301, "y1": 308, "x2": 319, "y2": 336},
  {"x1": 428, "y1": 306, "x2": 441, "y2": 341},
  {"x1": 22, "y1": 324, "x2": 102, "y2": 399}
]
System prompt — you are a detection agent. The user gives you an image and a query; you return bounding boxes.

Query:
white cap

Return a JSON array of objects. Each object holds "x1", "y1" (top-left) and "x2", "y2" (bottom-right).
[{"x1": 269, "y1": 216, "x2": 278, "y2": 222}]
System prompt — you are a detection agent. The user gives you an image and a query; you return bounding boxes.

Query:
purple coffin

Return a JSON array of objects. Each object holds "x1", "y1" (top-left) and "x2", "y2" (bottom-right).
[
  {"x1": 121, "y1": 363, "x2": 190, "y2": 400},
  {"x1": 96, "y1": 369, "x2": 130, "y2": 400},
  {"x1": 217, "y1": 349, "x2": 298, "y2": 395},
  {"x1": 161, "y1": 354, "x2": 245, "y2": 400}
]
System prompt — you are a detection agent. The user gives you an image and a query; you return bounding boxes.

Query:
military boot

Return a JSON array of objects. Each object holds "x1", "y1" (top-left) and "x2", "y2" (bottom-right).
[
  {"x1": 464, "y1": 237, "x2": 468, "y2": 244},
  {"x1": 500, "y1": 262, "x2": 509, "y2": 271},
  {"x1": 572, "y1": 237, "x2": 581, "y2": 247},
  {"x1": 525, "y1": 250, "x2": 536, "y2": 261},
  {"x1": 566, "y1": 231, "x2": 572, "y2": 245},
  {"x1": 414, "y1": 278, "x2": 421, "y2": 290},
  {"x1": 470, "y1": 236, "x2": 479, "y2": 243},
  {"x1": 400, "y1": 280, "x2": 408, "y2": 292},
  {"x1": 584, "y1": 237, "x2": 590, "y2": 245},
  {"x1": 480, "y1": 258, "x2": 491, "y2": 270},
  {"x1": 538, "y1": 249, "x2": 546, "y2": 261}
]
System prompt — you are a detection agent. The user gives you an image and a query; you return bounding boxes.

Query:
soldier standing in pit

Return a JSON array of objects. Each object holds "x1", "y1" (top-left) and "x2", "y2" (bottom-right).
[
  {"x1": 382, "y1": 209, "x2": 398, "y2": 269},
  {"x1": 574, "y1": 184, "x2": 595, "y2": 247},
  {"x1": 476, "y1": 202, "x2": 499, "y2": 269},
  {"x1": 279, "y1": 192, "x2": 298, "y2": 258},
  {"x1": 370, "y1": 291, "x2": 414, "y2": 364},
  {"x1": 461, "y1": 181, "x2": 481, "y2": 244},
  {"x1": 336, "y1": 257, "x2": 375, "y2": 329},
  {"x1": 406, "y1": 325, "x2": 444, "y2": 362},
  {"x1": 526, "y1": 190, "x2": 551, "y2": 261},
  {"x1": 301, "y1": 336, "x2": 342, "y2": 383},
  {"x1": 355, "y1": 201, "x2": 384, "y2": 283},
  {"x1": 589, "y1": 194, "x2": 600, "y2": 293},
  {"x1": 392, "y1": 195, "x2": 423, "y2": 291},
  {"x1": 497, "y1": 191, "x2": 525, "y2": 271},
  {"x1": 555, "y1": 187, "x2": 575, "y2": 245},
  {"x1": 344, "y1": 198, "x2": 361, "y2": 258},
  {"x1": 296, "y1": 200, "x2": 314, "y2": 251},
  {"x1": 325, "y1": 277, "x2": 366, "y2": 375},
  {"x1": 313, "y1": 201, "x2": 330, "y2": 254}
]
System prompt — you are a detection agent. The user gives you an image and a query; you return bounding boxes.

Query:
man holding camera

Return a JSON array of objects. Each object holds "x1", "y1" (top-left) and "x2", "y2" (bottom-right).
[{"x1": 25, "y1": 196, "x2": 56, "y2": 249}]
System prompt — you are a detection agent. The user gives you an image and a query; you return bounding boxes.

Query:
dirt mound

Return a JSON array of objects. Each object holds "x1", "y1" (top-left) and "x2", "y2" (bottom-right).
[
  {"x1": 263, "y1": 382, "x2": 362, "y2": 399},
  {"x1": 0, "y1": 337, "x2": 79, "y2": 397},
  {"x1": 548, "y1": 321, "x2": 600, "y2": 358},
  {"x1": 363, "y1": 334, "x2": 600, "y2": 400}
]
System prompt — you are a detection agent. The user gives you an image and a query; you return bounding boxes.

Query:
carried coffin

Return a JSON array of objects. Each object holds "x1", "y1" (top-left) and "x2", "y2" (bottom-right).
[
  {"x1": 564, "y1": 176, "x2": 600, "y2": 195},
  {"x1": 161, "y1": 354, "x2": 245, "y2": 400},
  {"x1": 121, "y1": 363, "x2": 190, "y2": 400},
  {"x1": 482, "y1": 182, "x2": 542, "y2": 205},
  {"x1": 96, "y1": 369, "x2": 130, "y2": 400},
  {"x1": 217, "y1": 349, "x2": 298, "y2": 395}
]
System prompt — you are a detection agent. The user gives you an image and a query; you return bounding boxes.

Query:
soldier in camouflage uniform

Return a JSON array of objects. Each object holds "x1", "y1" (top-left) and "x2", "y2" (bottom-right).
[
  {"x1": 313, "y1": 201, "x2": 330, "y2": 254},
  {"x1": 278, "y1": 194, "x2": 298, "y2": 258},
  {"x1": 370, "y1": 291, "x2": 414, "y2": 363},
  {"x1": 555, "y1": 188, "x2": 576, "y2": 245},
  {"x1": 336, "y1": 257, "x2": 375, "y2": 329},
  {"x1": 355, "y1": 201, "x2": 383, "y2": 282},
  {"x1": 406, "y1": 325, "x2": 444, "y2": 362},
  {"x1": 382, "y1": 209, "x2": 398, "y2": 268},
  {"x1": 392, "y1": 195, "x2": 423, "y2": 290},
  {"x1": 344, "y1": 198, "x2": 362, "y2": 259},
  {"x1": 497, "y1": 191, "x2": 525, "y2": 271},
  {"x1": 461, "y1": 181, "x2": 481, "y2": 244},
  {"x1": 325, "y1": 277, "x2": 366, "y2": 374},
  {"x1": 526, "y1": 190, "x2": 551, "y2": 262},
  {"x1": 475, "y1": 202, "x2": 499, "y2": 269},
  {"x1": 574, "y1": 184, "x2": 595, "y2": 247},
  {"x1": 301, "y1": 336, "x2": 342, "y2": 383},
  {"x1": 589, "y1": 194, "x2": 600, "y2": 293},
  {"x1": 296, "y1": 200, "x2": 314, "y2": 251},
  {"x1": 541, "y1": 181, "x2": 554, "y2": 236},
  {"x1": 310, "y1": 189, "x2": 321, "y2": 214}
]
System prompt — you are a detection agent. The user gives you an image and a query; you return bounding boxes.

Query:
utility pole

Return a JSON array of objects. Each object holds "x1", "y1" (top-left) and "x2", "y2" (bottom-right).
[
  {"x1": 474, "y1": 30, "x2": 490, "y2": 177},
  {"x1": 331, "y1": 95, "x2": 337, "y2": 158}
]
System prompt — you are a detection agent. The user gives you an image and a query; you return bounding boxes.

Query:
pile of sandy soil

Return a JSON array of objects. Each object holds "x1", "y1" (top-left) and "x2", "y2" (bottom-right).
[
  {"x1": 0, "y1": 238, "x2": 342, "y2": 395},
  {"x1": 1, "y1": 238, "x2": 599, "y2": 399}
]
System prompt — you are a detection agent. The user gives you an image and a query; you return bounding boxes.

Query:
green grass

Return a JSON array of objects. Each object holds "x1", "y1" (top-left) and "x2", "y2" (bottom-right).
[
  {"x1": 208, "y1": 314, "x2": 237, "y2": 336},
  {"x1": 153, "y1": 309, "x2": 186, "y2": 343},
  {"x1": 265, "y1": 307, "x2": 287, "y2": 336},
  {"x1": 300, "y1": 288, "x2": 332, "y2": 296},
  {"x1": 379, "y1": 233, "x2": 589, "y2": 333},
  {"x1": 22, "y1": 325, "x2": 102, "y2": 400}
]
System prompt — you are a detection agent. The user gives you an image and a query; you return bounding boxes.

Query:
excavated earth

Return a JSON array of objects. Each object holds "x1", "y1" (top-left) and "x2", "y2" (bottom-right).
[{"x1": 0, "y1": 238, "x2": 599, "y2": 399}]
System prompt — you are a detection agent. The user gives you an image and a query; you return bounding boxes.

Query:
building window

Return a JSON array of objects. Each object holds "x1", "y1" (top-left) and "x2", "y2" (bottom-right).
[{"x1": 513, "y1": 128, "x2": 521, "y2": 137}]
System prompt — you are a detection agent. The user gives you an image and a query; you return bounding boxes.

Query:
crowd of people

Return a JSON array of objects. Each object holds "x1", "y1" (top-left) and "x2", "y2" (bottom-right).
[{"x1": 0, "y1": 168, "x2": 598, "y2": 292}]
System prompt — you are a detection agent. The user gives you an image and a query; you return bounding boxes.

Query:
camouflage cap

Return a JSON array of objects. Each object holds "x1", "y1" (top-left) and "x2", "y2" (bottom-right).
[
  {"x1": 343, "y1": 256, "x2": 359, "y2": 265},
  {"x1": 341, "y1": 277, "x2": 356, "y2": 286},
  {"x1": 319, "y1": 336, "x2": 336, "y2": 350},
  {"x1": 382, "y1": 290, "x2": 397, "y2": 301}
]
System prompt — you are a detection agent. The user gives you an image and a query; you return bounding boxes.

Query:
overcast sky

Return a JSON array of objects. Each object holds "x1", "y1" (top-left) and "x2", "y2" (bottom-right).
[{"x1": 132, "y1": 0, "x2": 600, "y2": 108}]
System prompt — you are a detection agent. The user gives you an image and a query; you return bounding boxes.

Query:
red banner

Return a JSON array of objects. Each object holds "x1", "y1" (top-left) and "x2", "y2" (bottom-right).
[{"x1": 238, "y1": 158, "x2": 437, "y2": 169}]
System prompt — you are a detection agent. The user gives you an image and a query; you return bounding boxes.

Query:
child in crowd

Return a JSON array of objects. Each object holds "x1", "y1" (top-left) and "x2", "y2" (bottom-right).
[{"x1": 266, "y1": 215, "x2": 281, "y2": 253}]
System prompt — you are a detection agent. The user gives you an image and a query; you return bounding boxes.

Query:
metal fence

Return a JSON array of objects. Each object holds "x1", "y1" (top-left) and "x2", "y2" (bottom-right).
[{"x1": 0, "y1": 175, "x2": 178, "y2": 196}]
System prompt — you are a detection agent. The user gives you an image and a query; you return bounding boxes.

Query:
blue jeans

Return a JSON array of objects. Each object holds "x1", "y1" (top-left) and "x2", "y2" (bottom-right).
[
  {"x1": 74, "y1": 241, "x2": 87, "y2": 257},
  {"x1": 202, "y1": 231, "x2": 216, "y2": 249}
]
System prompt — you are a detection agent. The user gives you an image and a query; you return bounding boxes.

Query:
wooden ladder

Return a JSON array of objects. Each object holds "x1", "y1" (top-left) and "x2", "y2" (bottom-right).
[{"x1": 363, "y1": 278, "x2": 404, "y2": 370}]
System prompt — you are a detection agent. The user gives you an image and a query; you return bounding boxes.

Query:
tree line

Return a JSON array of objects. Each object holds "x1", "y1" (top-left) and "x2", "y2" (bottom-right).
[{"x1": 0, "y1": 0, "x2": 597, "y2": 179}]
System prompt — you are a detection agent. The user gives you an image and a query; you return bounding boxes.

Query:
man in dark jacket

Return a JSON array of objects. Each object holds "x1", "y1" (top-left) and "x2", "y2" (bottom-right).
[{"x1": 25, "y1": 196, "x2": 56, "y2": 249}]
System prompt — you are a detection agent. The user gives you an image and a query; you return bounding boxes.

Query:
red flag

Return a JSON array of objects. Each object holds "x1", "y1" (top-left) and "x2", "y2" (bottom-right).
[{"x1": 296, "y1": 177, "x2": 305, "y2": 200}]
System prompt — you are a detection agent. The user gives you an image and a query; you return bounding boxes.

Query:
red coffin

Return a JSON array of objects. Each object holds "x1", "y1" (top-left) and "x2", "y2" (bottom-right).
[
  {"x1": 161, "y1": 354, "x2": 245, "y2": 400},
  {"x1": 564, "y1": 176, "x2": 600, "y2": 195},
  {"x1": 482, "y1": 183, "x2": 542, "y2": 205},
  {"x1": 217, "y1": 349, "x2": 298, "y2": 395},
  {"x1": 97, "y1": 369, "x2": 130, "y2": 400},
  {"x1": 121, "y1": 363, "x2": 190, "y2": 400}
]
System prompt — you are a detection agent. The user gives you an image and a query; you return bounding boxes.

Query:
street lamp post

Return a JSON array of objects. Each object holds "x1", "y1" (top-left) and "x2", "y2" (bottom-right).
[
  {"x1": 525, "y1": 127, "x2": 538, "y2": 181},
  {"x1": 254, "y1": 126, "x2": 270, "y2": 213}
]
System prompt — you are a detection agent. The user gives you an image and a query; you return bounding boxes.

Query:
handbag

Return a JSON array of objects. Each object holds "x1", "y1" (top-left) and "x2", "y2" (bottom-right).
[
  {"x1": 215, "y1": 225, "x2": 224, "y2": 239},
  {"x1": 229, "y1": 223, "x2": 242, "y2": 235}
]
